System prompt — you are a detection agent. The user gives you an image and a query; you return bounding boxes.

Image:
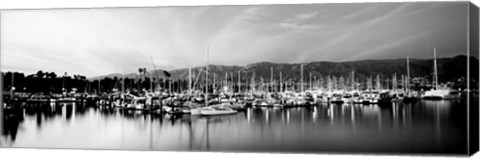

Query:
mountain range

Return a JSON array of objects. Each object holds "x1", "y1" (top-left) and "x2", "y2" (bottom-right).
[{"x1": 88, "y1": 55, "x2": 479, "y2": 83}]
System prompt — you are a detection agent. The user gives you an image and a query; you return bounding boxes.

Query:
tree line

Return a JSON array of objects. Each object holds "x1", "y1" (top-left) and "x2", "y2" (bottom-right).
[{"x1": 1, "y1": 70, "x2": 186, "y2": 94}]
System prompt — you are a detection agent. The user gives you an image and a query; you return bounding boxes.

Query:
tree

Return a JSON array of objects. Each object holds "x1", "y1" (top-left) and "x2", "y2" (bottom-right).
[
  {"x1": 36, "y1": 70, "x2": 45, "y2": 78},
  {"x1": 49, "y1": 72, "x2": 57, "y2": 79}
]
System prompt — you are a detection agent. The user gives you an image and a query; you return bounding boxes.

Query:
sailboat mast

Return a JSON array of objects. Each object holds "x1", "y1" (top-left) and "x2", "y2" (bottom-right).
[
  {"x1": 205, "y1": 43, "x2": 209, "y2": 106},
  {"x1": 98, "y1": 78, "x2": 101, "y2": 94},
  {"x1": 301, "y1": 64, "x2": 304, "y2": 92},
  {"x1": 309, "y1": 72, "x2": 312, "y2": 91},
  {"x1": 377, "y1": 75, "x2": 381, "y2": 90},
  {"x1": 230, "y1": 72, "x2": 233, "y2": 93},
  {"x1": 213, "y1": 73, "x2": 216, "y2": 93},
  {"x1": 150, "y1": 57, "x2": 159, "y2": 92},
  {"x1": 11, "y1": 73, "x2": 14, "y2": 98},
  {"x1": 251, "y1": 72, "x2": 255, "y2": 94},
  {"x1": 225, "y1": 72, "x2": 228, "y2": 92},
  {"x1": 394, "y1": 74, "x2": 397, "y2": 93},
  {"x1": 280, "y1": 72, "x2": 283, "y2": 92},
  {"x1": 351, "y1": 71, "x2": 355, "y2": 91},
  {"x1": 238, "y1": 71, "x2": 241, "y2": 93},
  {"x1": 188, "y1": 66, "x2": 192, "y2": 95},
  {"x1": 121, "y1": 73, "x2": 125, "y2": 93},
  {"x1": 169, "y1": 78, "x2": 172, "y2": 94},
  {"x1": 406, "y1": 56, "x2": 410, "y2": 94},
  {"x1": 327, "y1": 76, "x2": 332, "y2": 92},
  {"x1": 149, "y1": 72, "x2": 153, "y2": 91},
  {"x1": 270, "y1": 67, "x2": 273, "y2": 93},
  {"x1": 433, "y1": 47, "x2": 438, "y2": 89}
]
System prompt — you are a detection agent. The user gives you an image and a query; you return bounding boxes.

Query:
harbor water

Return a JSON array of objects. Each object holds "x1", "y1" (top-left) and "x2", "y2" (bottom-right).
[{"x1": 0, "y1": 100, "x2": 468, "y2": 154}]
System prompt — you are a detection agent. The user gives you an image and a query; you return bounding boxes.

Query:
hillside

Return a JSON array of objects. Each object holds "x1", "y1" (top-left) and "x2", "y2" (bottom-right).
[{"x1": 89, "y1": 55, "x2": 479, "y2": 83}]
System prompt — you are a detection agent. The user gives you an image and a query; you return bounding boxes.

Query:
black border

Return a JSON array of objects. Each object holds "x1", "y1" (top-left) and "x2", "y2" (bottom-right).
[
  {"x1": 469, "y1": 1, "x2": 480, "y2": 156},
  {"x1": 0, "y1": 10, "x2": 3, "y2": 141}
]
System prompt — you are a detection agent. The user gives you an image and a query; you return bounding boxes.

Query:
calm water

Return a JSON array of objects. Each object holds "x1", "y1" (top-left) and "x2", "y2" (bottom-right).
[{"x1": 0, "y1": 100, "x2": 468, "y2": 154}]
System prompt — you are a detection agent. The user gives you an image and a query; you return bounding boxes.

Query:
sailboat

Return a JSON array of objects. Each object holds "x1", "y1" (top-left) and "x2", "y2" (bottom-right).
[
  {"x1": 244, "y1": 72, "x2": 256, "y2": 107},
  {"x1": 403, "y1": 55, "x2": 419, "y2": 103},
  {"x1": 421, "y1": 48, "x2": 460, "y2": 100},
  {"x1": 200, "y1": 105, "x2": 237, "y2": 116},
  {"x1": 198, "y1": 43, "x2": 238, "y2": 116},
  {"x1": 190, "y1": 45, "x2": 211, "y2": 115},
  {"x1": 185, "y1": 65, "x2": 204, "y2": 115},
  {"x1": 125, "y1": 94, "x2": 147, "y2": 110}
]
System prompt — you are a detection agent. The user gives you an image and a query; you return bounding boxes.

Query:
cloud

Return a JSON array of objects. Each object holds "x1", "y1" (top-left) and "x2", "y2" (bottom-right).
[
  {"x1": 279, "y1": 11, "x2": 320, "y2": 30},
  {"x1": 0, "y1": 2, "x2": 469, "y2": 77},
  {"x1": 278, "y1": 22, "x2": 318, "y2": 30},
  {"x1": 291, "y1": 11, "x2": 319, "y2": 21},
  {"x1": 346, "y1": 31, "x2": 432, "y2": 60},
  {"x1": 297, "y1": 3, "x2": 413, "y2": 60}
]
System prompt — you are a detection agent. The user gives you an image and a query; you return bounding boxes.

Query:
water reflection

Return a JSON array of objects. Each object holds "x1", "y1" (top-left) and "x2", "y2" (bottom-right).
[{"x1": 1, "y1": 100, "x2": 467, "y2": 154}]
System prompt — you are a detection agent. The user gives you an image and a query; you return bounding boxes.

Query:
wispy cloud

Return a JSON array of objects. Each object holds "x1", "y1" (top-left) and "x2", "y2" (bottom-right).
[
  {"x1": 288, "y1": 11, "x2": 319, "y2": 22},
  {"x1": 279, "y1": 11, "x2": 320, "y2": 30}
]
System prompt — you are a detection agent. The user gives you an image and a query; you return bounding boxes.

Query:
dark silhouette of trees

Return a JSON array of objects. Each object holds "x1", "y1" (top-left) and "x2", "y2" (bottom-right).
[
  {"x1": 36, "y1": 71, "x2": 45, "y2": 79},
  {"x1": 4, "y1": 57, "x2": 475, "y2": 96},
  {"x1": 3, "y1": 71, "x2": 88, "y2": 94}
]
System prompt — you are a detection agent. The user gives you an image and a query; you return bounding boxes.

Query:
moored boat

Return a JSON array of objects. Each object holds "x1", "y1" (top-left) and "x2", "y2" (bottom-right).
[
  {"x1": 200, "y1": 106, "x2": 237, "y2": 116},
  {"x1": 421, "y1": 88, "x2": 460, "y2": 100},
  {"x1": 361, "y1": 91, "x2": 379, "y2": 104},
  {"x1": 163, "y1": 105, "x2": 191, "y2": 114},
  {"x1": 329, "y1": 93, "x2": 344, "y2": 104}
]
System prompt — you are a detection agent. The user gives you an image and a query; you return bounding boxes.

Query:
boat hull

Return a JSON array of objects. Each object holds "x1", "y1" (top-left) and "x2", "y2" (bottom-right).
[
  {"x1": 200, "y1": 110, "x2": 237, "y2": 116},
  {"x1": 190, "y1": 108, "x2": 202, "y2": 115}
]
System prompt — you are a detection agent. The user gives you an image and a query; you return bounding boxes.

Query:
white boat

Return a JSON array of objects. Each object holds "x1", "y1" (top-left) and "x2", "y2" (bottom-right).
[
  {"x1": 123, "y1": 96, "x2": 147, "y2": 110},
  {"x1": 341, "y1": 93, "x2": 353, "y2": 103},
  {"x1": 127, "y1": 103, "x2": 144, "y2": 109},
  {"x1": 184, "y1": 101, "x2": 204, "y2": 115},
  {"x1": 351, "y1": 92, "x2": 362, "y2": 104},
  {"x1": 422, "y1": 89, "x2": 460, "y2": 100},
  {"x1": 254, "y1": 99, "x2": 276, "y2": 107},
  {"x1": 220, "y1": 101, "x2": 247, "y2": 110},
  {"x1": 421, "y1": 48, "x2": 461, "y2": 100},
  {"x1": 163, "y1": 106, "x2": 191, "y2": 114},
  {"x1": 57, "y1": 97, "x2": 76, "y2": 102},
  {"x1": 200, "y1": 106, "x2": 237, "y2": 116},
  {"x1": 329, "y1": 93, "x2": 344, "y2": 104},
  {"x1": 361, "y1": 91, "x2": 380, "y2": 104},
  {"x1": 190, "y1": 108, "x2": 202, "y2": 115}
]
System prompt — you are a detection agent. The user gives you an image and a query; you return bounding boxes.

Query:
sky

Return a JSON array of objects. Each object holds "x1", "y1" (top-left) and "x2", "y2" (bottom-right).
[{"x1": 0, "y1": 2, "x2": 472, "y2": 77}]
